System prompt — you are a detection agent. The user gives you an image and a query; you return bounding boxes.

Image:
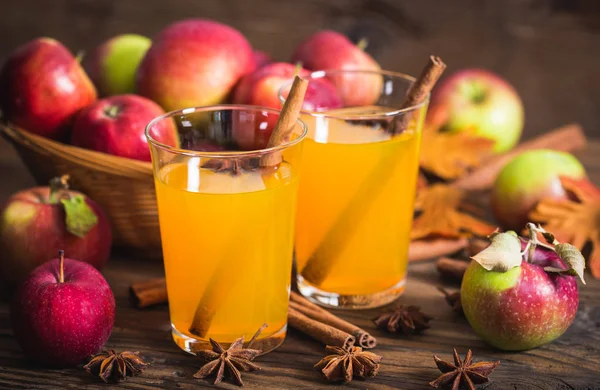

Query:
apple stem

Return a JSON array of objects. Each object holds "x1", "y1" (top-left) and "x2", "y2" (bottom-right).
[
  {"x1": 58, "y1": 250, "x2": 65, "y2": 283},
  {"x1": 48, "y1": 175, "x2": 70, "y2": 204},
  {"x1": 356, "y1": 37, "x2": 369, "y2": 51}
]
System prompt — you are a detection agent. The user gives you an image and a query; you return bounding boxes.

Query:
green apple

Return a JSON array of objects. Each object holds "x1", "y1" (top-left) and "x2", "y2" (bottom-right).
[
  {"x1": 84, "y1": 34, "x2": 151, "y2": 96},
  {"x1": 427, "y1": 69, "x2": 524, "y2": 153},
  {"x1": 491, "y1": 149, "x2": 586, "y2": 230}
]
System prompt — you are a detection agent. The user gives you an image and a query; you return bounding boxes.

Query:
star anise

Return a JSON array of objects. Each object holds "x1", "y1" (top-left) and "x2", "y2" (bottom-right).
[
  {"x1": 83, "y1": 349, "x2": 149, "y2": 383},
  {"x1": 314, "y1": 345, "x2": 382, "y2": 383},
  {"x1": 529, "y1": 176, "x2": 600, "y2": 279},
  {"x1": 193, "y1": 337, "x2": 262, "y2": 386},
  {"x1": 373, "y1": 305, "x2": 433, "y2": 334},
  {"x1": 411, "y1": 184, "x2": 496, "y2": 240},
  {"x1": 437, "y1": 287, "x2": 463, "y2": 315},
  {"x1": 430, "y1": 349, "x2": 499, "y2": 390}
]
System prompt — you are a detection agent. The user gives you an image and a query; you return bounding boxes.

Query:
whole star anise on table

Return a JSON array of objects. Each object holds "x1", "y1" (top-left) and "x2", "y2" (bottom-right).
[
  {"x1": 193, "y1": 337, "x2": 262, "y2": 386},
  {"x1": 314, "y1": 345, "x2": 382, "y2": 383},
  {"x1": 430, "y1": 349, "x2": 499, "y2": 390},
  {"x1": 373, "y1": 305, "x2": 433, "y2": 334},
  {"x1": 529, "y1": 176, "x2": 600, "y2": 279},
  {"x1": 83, "y1": 349, "x2": 149, "y2": 383}
]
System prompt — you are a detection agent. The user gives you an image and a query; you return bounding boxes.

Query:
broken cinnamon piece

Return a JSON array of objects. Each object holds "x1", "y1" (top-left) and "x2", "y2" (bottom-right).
[
  {"x1": 467, "y1": 237, "x2": 490, "y2": 257},
  {"x1": 453, "y1": 123, "x2": 587, "y2": 191},
  {"x1": 289, "y1": 292, "x2": 376, "y2": 348},
  {"x1": 529, "y1": 176, "x2": 600, "y2": 279},
  {"x1": 436, "y1": 257, "x2": 470, "y2": 282},
  {"x1": 408, "y1": 238, "x2": 469, "y2": 262},
  {"x1": 411, "y1": 184, "x2": 496, "y2": 240},
  {"x1": 129, "y1": 278, "x2": 168, "y2": 308},
  {"x1": 287, "y1": 307, "x2": 355, "y2": 349}
]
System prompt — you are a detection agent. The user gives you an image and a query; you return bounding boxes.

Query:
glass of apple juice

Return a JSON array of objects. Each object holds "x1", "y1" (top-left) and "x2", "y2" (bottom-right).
[
  {"x1": 145, "y1": 105, "x2": 307, "y2": 354},
  {"x1": 279, "y1": 69, "x2": 428, "y2": 309}
]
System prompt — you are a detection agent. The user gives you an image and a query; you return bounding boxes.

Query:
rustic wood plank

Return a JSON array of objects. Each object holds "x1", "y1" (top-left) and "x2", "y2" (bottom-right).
[{"x1": 1, "y1": 138, "x2": 600, "y2": 388}]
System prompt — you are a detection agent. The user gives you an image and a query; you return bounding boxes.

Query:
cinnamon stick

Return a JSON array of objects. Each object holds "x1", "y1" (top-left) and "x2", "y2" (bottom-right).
[
  {"x1": 453, "y1": 123, "x2": 587, "y2": 191},
  {"x1": 467, "y1": 237, "x2": 490, "y2": 257},
  {"x1": 129, "y1": 278, "x2": 168, "y2": 308},
  {"x1": 301, "y1": 56, "x2": 447, "y2": 286},
  {"x1": 189, "y1": 76, "x2": 308, "y2": 338},
  {"x1": 289, "y1": 292, "x2": 376, "y2": 348},
  {"x1": 408, "y1": 238, "x2": 468, "y2": 262},
  {"x1": 260, "y1": 75, "x2": 308, "y2": 167},
  {"x1": 287, "y1": 307, "x2": 355, "y2": 349},
  {"x1": 436, "y1": 257, "x2": 470, "y2": 282}
]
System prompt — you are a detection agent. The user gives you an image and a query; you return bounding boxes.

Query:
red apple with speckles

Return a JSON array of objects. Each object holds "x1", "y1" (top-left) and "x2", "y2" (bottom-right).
[
  {"x1": 136, "y1": 19, "x2": 253, "y2": 111},
  {"x1": 11, "y1": 251, "x2": 115, "y2": 367},
  {"x1": 71, "y1": 94, "x2": 178, "y2": 161},
  {"x1": 0, "y1": 38, "x2": 97, "y2": 140},
  {"x1": 232, "y1": 62, "x2": 342, "y2": 149},
  {"x1": 0, "y1": 178, "x2": 111, "y2": 290},
  {"x1": 291, "y1": 30, "x2": 382, "y2": 106},
  {"x1": 461, "y1": 236, "x2": 580, "y2": 351}
]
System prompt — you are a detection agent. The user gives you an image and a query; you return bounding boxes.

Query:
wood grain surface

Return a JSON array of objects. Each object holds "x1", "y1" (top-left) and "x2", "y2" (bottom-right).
[{"x1": 0, "y1": 138, "x2": 599, "y2": 389}]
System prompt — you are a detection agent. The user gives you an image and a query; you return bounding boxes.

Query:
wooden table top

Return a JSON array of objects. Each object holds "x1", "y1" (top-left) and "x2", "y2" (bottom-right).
[{"x1": 0, "y1": 138, "x2": 599, "y2": 389}]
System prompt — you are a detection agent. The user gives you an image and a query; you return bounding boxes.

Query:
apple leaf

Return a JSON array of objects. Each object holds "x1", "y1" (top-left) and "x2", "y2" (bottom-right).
[
  {"x1": 61, "y1": 195, "x2": 98, "y2": 238},
  {"x1": 471, "y1": 231, "x2": 522, "y2": 272},
  {"x1": 554, "y1": 243, "x2": 586, "y2": 284}
]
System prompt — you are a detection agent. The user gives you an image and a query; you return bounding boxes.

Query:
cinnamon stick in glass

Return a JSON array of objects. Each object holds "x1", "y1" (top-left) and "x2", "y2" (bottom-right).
[
  {"x1": 188, "y1": 76, "x2": 308, "y2": 338},
  {"x1": 289, "y1": 292, "x2": 376, "y2": 348},
  {"x1": 301, "y1": 56, "x2": 447, "y2": 286},
  {"x1": 287, "y1": 307, "x2": 355, "y2": 349}
]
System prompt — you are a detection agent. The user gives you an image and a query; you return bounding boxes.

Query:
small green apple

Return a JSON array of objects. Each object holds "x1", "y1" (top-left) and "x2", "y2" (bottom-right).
[
  {"x1": 84, "y1": 34, "x2": 151, "y2": 96},
  {"x1": 427, "y1": 69, "x2": 524, "y2": 153},
  {"x1": 491, "y1": 149, "x2": 586, "y2": 230}
]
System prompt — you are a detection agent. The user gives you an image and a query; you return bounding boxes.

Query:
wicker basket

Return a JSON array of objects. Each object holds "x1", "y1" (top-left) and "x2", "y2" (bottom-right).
[{"x1": 1, "y1": 124, "x2": 162, "y2": 256}]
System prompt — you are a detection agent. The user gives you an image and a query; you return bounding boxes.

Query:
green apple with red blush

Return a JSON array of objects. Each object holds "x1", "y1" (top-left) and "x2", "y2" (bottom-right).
[
  {"x1": 427, "y1": 69, "x2": 523, "y2": 153},
  {"x1": 83, "y1": 34, "x2": 151, "y2": 97},
  {"x1": 491, "y1": 149, "x2": 586, "y2": 231},
  {"x1": 461, "y1": 225, "x2": 586, "y2": 351}
]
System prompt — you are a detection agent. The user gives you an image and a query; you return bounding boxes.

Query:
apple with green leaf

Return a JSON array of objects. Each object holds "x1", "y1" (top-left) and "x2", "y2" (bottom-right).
[
  {"x1": 461, "y1": 224, "x2": 585, "y2": 351},
  {"x1": 427, "y1": 69, "x2": 523, "y2": 153},
  {"x1": 0, "y1": 176, "x2": 111, "y2": 290}
]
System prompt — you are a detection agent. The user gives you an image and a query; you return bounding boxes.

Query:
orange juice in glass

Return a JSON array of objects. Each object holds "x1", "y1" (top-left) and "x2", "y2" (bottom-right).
[
  {"x1": 146, "y1": 106, "x2": 306, "y2": 354},
  {"x1": 280, "y1": 70, "x2": 427, "y2": 309}
]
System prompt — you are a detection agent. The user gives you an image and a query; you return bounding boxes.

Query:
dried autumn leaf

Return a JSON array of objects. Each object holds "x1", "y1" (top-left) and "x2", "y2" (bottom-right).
[
  {"x1": 471, "y1": 231, "x2": 522, "y2": 272},
  {"x1": 420, "y1": 127, "x2": 495, "y2": 180},
  {"x1": 411, "y1": 184, "x2": 496, "y2": 240},
  {"x1": 529, "y1": 177, "x2": 600, "y2": 279}
]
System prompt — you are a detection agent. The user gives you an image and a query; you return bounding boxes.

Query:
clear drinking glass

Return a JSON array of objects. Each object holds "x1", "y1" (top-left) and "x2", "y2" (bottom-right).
[
  {"x1": 146, "y1": 105, "x2": 307, "y2": 354},
  {"x1": 279, "y1": 70, "x2": 428, "y2": 309}
]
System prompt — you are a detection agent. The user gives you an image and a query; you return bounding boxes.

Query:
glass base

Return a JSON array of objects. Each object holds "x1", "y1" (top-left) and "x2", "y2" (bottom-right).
[
  {"x1": 172, "y1": 324, "x2": 287, "y2": 356},
  {"x1": 297, "y1": 275, "x2": 406, "y2": 309}
]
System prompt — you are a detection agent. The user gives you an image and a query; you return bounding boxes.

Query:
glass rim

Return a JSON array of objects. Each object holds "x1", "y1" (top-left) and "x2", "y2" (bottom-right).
[
  {"x1": 145, "y1": 104, "x2": 308, "y2": 158},
  {"x1": 278, "y1": 69, "x2": 429, "y2": 120}
]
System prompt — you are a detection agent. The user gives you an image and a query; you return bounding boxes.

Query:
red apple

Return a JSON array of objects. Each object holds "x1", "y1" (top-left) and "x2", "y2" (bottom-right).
[
  {"x1": 461, "y1": 229, "x2": 582, "y2": 351},
  {"x1": 0, "y1": 38, "x2": 97, "y2": 140},
  {"x1": 427, "y1": 69, "x2": 524, "y2": 153},
  {"x1": 291, "y1": 31, "x2": 381, "y2": 107},
  {"x1": 0, "y1": 177, "x2": 112, "y2": 289},
  {"x1": 231, "y1": 62, "x2": 342, "y2": 149},
  {"x1": 136, "y1": 19, "x2": 253, "y2": 111},
  {"x1": 11, "y1": 251, "x2": 115, "y2": 367},
  {"x1": 491, "y1": 150, "x2": 586, "y2": 231},
  {"x1": 83, "y1": 34, "x2": 152, "y2": 97},
  {"x1": 71, "y1": 94, "x2": 178, "y2": 161}
]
